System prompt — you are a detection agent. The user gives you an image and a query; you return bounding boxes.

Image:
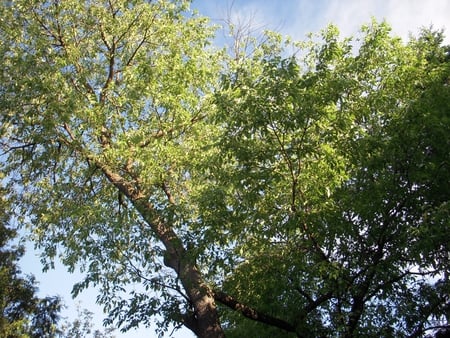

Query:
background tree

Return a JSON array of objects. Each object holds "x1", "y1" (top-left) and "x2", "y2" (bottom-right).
[
  {"x1": 1, "y1": 1, "x2": 449, "y2": 338},
  {"x1": 59, "y1": 306, "x2": 116, "y2": 338},
  {"x1": 0, "y1": 186, "x2": 63, "y2": 337},
  {"x1": 1, "y1": 184, "x2": 114, "y2": 338}
]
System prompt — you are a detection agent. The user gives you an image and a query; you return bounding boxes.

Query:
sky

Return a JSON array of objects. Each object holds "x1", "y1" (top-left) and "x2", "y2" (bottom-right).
[{"x1": 18, "y1": 1, "x2": 449, "y2": 338}]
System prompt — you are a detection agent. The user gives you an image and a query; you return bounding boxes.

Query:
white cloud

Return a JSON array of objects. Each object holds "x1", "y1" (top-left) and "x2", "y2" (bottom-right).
[
  {"x1": 284, "y1": 0, "x2": 450, "y2": 42},
  {"x1": 384, "y1": 0, "x2": 450, "y2": 41},
  {"x1": 195, "y1": 0, "x2": 449, "y2": 43},
  {"x1": 321, "y1": 0, "x2": 381, "y2": 37}
]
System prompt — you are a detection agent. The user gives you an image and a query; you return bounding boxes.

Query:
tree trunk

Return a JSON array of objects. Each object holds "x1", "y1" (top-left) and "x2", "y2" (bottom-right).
[
  {"x1": 98, "y1": 163, "x2": 224, "y2": 337},
  {"x1": 136, "y1": 200, "x2": 225, "y2": 337}
]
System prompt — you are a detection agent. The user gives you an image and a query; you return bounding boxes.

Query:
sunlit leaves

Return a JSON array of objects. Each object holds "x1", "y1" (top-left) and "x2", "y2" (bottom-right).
[{"x1": 1, "y1": 0, "x2": 221, "y2": 333}]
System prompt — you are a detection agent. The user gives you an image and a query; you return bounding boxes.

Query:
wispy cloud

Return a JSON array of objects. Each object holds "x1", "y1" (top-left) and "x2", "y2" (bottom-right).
[
  {"x1": 285, "y1": 0, "x2": 450, "y2": 42},
  {"x1": 196, "y1": 0, "x2": 450, "y2": 43},
  {"x1": 383, "y1": 0, "x2": 450, "y2": 41}
]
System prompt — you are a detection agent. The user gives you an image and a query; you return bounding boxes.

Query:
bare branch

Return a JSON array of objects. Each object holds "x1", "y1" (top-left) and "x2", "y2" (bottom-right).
[{"x1": 0, "y1": 142, "x2": 37, "y2": 156}]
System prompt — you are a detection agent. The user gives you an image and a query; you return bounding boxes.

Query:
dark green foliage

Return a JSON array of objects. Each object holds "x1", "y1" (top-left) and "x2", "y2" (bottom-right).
[{"x1": 212, "y1": 24, "x2": 450, "y2": 337}]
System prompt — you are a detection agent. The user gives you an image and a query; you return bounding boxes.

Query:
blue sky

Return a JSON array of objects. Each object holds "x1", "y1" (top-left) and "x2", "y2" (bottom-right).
[
  {"x1": 18, "y1": 1, "x2": 449, "y2": 337},
  {"x1": 195, "y1": 0, "x2": 450, "y2": 43}
]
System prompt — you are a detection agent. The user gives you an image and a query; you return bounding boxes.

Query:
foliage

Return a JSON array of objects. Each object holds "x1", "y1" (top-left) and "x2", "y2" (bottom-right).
[
  {"x1": 0, "y1": 189, "x2": 63, "y2": 338},
  {"x1": 59, "y1": 306, "x2": 116, "y2": 338},
  {"x1": 1, "y1": 0, "x2": 449, "y2": 337},
  {"x1": 212, "y1": 22, "x2": 450, "y2": 337},
  {"x1": 0, "y1": 185, "x2": 113, "y2": 337},
  {"x1": 1, "y1": 0, "x2": 223, "y2": 336}
]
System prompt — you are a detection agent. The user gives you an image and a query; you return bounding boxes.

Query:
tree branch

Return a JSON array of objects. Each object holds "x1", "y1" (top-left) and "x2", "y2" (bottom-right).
[
  {"x1": 0, "y1": 142, "x2": 37, "y2": 156},
  {"x1": 213, "y1": 290, "x2": 301, "y2": 336},
  {"x1": 162, "y1": 181, "x2": 176, "y2": 204}
]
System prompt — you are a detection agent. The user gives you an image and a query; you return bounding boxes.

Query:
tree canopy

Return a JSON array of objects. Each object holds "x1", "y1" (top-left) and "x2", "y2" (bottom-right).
[{"x1": 1, "y1": 1, "x2": 449, "y2": 337}]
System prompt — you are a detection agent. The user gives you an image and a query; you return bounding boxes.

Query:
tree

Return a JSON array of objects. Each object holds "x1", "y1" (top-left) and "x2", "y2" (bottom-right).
[
  {"x1": 59, "y1": 306, "x2": 116, "y2": 338},
  {"x1": 1, "y1": 0, "x2": 223, "y2": 336},
  {"x1": 212, "y1": 23, "x2": 450, "y2": 337},
  {"x1": 0, "y1": 185, "x2": 63, "y2": 337},
  {"x1": 0, "y1": 183, "x2": 113, "y2": 338},
  {"x1": 0, "y1": 1, "x2": 449, "y2": 338}
]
